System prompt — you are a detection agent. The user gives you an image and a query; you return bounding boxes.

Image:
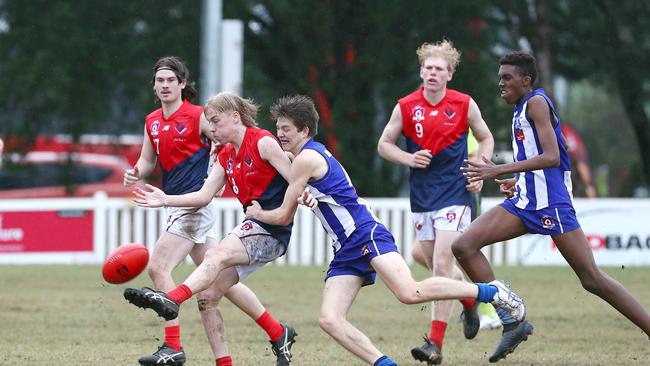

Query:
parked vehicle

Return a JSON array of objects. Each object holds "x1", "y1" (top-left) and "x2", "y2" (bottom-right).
[{"x1": 0, "y1": 151, "x2": 143, "y2": 198}]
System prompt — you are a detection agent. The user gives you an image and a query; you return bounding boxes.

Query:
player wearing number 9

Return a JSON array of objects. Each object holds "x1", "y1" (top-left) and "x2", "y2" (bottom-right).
[{"x1": 377, "y1": 40, "x2": 494, "y2": 363}]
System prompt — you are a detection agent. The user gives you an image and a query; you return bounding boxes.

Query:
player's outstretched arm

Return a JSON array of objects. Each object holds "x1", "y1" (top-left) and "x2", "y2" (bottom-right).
[{"x1": 133, "y1": 162, "x2": 226, "y2": 208}]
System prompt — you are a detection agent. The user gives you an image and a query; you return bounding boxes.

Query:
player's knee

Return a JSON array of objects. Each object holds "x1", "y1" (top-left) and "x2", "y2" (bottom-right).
[
  {"x1": 432, "y1": 259, "x2": 453, "y2": 277},
  {"x1": 203, "y1": 247, "x2": 228, "y2": 267},
  {"x1": 451, "y1": 237, "x2": 472, "y2": 260},
  {"x1": 196, "y1": 296, "x2": 221, "y2": 312},
  {"x1": 392, "y1": 286, "x2": 420, "y2": 305},
  {"x1": 318, "y1": 312, "x2": 342, "y2": 334},
  {"x1": 147, "y1": 263, "x2": 168, "y2": 283},
  {"x1": 577, "y1": 270, "x2": 607, "y2": 295}
]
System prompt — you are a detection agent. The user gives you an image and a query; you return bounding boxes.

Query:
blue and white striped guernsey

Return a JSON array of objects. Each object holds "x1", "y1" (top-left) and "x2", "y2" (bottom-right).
[
  {"x1": 302, "y1": 139, "x2": 380, "y2": 253},
  {"x1": 510, "y1": 88, "x2": 574, "y2": 210}
]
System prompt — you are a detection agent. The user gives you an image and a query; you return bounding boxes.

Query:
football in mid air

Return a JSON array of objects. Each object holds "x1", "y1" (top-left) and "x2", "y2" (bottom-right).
[{"x1": 102, "y1": 243, "x2": 149, "y2": 284}]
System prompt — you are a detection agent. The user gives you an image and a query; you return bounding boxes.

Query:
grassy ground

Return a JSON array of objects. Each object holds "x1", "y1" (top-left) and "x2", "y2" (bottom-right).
[{"x1": 1, "y1": 264, "x2": 649, "y2": 365}]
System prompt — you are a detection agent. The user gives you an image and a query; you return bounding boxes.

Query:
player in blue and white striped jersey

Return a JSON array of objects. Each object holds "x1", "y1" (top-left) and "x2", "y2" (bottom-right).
[
  {"x1": 245, "y1": 94, "x2": 526, "y2": 366},
  {"x1": 454, "y1": 51, "x2": 650, "y2": 363}
]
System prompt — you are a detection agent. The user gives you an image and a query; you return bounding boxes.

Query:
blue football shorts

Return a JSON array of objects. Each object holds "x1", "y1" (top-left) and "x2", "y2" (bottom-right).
[
  {"x1": 326, "y1": 222, "x2": 399, "y2": 286},
  {"x1": 500, "y1": 199, "x2": 581, "y2": 236}
]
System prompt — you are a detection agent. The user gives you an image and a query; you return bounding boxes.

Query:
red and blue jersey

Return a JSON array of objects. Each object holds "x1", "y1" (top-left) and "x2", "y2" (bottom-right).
[
  {"x1": 217, "y1": 127, "x2": 292, "y2": 247},
  {"x1": 399, "y1": 88, "x2": 471, "y2": 212},
  {"x1": 145, "y1": 100, "x2": 211, "y2": 195}
]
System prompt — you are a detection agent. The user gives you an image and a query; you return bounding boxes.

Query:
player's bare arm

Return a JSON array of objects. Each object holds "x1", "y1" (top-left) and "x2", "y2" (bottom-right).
[
  {"x1": 124, "y1": 126, "x2": 158, "y2": 186},
  {"x1": 198, "y1": 112, "x2": 212, "y2": 140},
  {"x1": 463, "y1": 96, "x2": 559, "y2": 182},
  {"x1": 467, "y1": 98, "x2": 494, "y2": 164},
  {"x1": 465, "y1": 98, "x2": 494, "y2": 192},
  {"x1": 378, "y1": 104, "x2": 432, "y2": 168},
  {"x1": 257, "y1": 135, "x2": 292, "y2": 181},
  {"x1": 133, "y1": 161, "x2": 226, "y2": 208},
  {"x1": 246, "y1": 150, "x2": 323, "y2": 226}
]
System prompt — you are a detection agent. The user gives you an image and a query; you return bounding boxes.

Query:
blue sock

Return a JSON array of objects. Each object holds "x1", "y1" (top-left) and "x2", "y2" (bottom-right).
[
  {"x1": 476, "y1": 283, "x2": 498, "y2": 302},
  {"x1": 374, "y1": 355, "x2": 398, "y2": 366},
  {"x1": 496, "y1": 306, "x2": 517, "y2": 325}
]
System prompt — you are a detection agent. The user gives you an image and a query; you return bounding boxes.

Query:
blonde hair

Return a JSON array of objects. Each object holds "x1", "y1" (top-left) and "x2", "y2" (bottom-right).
[
  {"x1": 416, "y1": 39, "x2": 461, "y2": 73},
  {"x1": 205, "y1": 92, "x2": 259, "y2": 127}
]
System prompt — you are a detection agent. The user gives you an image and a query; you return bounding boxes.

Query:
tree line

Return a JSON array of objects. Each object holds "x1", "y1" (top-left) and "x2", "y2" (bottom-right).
[{"x1": 1, "y1": 0, "x2": 648, "y2": 196}]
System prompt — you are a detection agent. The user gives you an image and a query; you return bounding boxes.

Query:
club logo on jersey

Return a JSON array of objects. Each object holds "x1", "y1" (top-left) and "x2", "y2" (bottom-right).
[
  {"x1": 175, "y1": 121, "x2": 187, "y2": 134},
  {"x1": 151, "y1": 120, "x2": 160, "y2": 136},
  {"x1": 445, "y1": 210, "x2": 457, "y2": 223},
  {"x1": 541, "y1": 215, "x2": 555, "y2": 230},
  {"x1": 412, "y1": 105, "x2": 425, "y2": 122},
  {"x1": 241, "y1": 221, "x2": 253, "y2": 231},
  {"x1": 444, "y1": 107, "x2": 456, "y2": 119},
  {"x1": 226, "y1": 158, "x2": 234, "y2": 174},
  {"x1": 515, "y1": 129, "x2": 525, "y2": 141},
  {"x1": 514, "y1": 117, "x2": 525, "y2": 141},
  {"x1": 360, "y1": 244, "x2": 371, "y2": 256},
  {"x1": 443, "y1": 107, "x2": 456, "y2": 125},
  {"x1": 244, "y1": 154, "x2": 253, "y2": 167}
]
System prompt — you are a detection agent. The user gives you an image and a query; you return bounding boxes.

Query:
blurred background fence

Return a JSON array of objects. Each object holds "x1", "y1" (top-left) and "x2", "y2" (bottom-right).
[{"x1": 1, "y1": 192, "x2": 648, "y2": 267}]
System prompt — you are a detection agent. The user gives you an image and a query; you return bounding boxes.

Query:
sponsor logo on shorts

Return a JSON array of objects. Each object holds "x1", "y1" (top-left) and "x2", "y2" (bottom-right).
[
  {"x1": 241, "y1": 221, "x2": 253, "y2": 231},
  {"x1": 360, "y1": 244, "x2": 371, "y2": 256},
  {"x1": 445, "y1": 210, "x2": 457, "y2": 222},
  {"x1": 541, "y1": 215, "x2": 555, "y2": 230}
]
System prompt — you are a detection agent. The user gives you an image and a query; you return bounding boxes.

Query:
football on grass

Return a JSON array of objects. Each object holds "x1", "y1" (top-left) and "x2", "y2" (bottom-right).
[{"x1": 102, "y1": 243, "x2": 149, "y2": 284}]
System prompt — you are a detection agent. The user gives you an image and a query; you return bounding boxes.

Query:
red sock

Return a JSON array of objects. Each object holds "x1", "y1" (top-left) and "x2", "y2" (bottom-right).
[
  {"x1": 459, "y1": 298, "x2": 477, "y2": 310},
  {"x1": 165, "y1": 325, "x2": 181, "y2": 352},
  {"x1": 428, "y1": 320, "x2": 448, "y2": 350},
  {"x1": 167, "y1": 284, "x2": 193, "y2": 305},
  {"x1": 216, "y1": 355, "x2": 233, "y2": 366},
  {"x1": 255, "y1": 311, "x2": 284, "y2": 341}
]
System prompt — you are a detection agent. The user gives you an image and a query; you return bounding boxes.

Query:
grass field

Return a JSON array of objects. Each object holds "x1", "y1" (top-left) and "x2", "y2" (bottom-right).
[{"x1": 1, "y1": 264, "x2": 649, "y2": 365}]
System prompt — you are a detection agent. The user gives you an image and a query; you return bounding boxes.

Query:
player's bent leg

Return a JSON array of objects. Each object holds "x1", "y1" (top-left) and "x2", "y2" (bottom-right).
[
  {"x1": 372, "y1": 252, "x2": 479, "y2": 304},
  {"x1": 184, "y1": 234, "x2": 251, "y2": 295},
  {"x1": 555, "y1": 229, "x2": 650, "y2": 336},
  {"x1": 147, "y1": 232, "x2": 195, "y2": 322},
  {"x1": 135, "y1": 233, "x2": 195, "y2": 365},
  {"x1": 196, "y1": 297, "x2": 229, "y2": 359},
  {"x1": 451, "y1": 205, "x2": 527, "y2": 282},
  {"x1": 319, "y1": 275, "x2": 384, "y2": 364}
]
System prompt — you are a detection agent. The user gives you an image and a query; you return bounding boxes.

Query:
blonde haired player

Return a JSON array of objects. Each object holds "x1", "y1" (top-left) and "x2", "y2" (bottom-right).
[{"x1": 378, "y1": 39, "x2": 494, "y2": 364}]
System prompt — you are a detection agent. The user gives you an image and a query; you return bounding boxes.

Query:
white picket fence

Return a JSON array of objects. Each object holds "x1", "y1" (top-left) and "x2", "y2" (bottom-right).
[{"x1": 0, "y1": 192, "x2": 512, "y2": 265}]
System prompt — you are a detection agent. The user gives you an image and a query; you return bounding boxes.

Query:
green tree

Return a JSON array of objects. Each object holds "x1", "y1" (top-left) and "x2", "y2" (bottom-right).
[
  {"x1": 487, "y1": 0, "x2": 650, "y2": 193},
  {"x1": 228, "y1": 0, "x2": 506, "y2": 196},
  {"x1": 0, "y1": 0, "x2": 202, "y2": 147}
]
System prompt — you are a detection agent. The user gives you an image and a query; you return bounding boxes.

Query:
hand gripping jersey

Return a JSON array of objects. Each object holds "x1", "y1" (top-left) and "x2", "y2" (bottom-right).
[
  {"x1": 509, "y1": 88, "x2": 573, "y2": 210},
  {"x1": 399, "y1": 88, "x2": 471, "y2": 212},
  {"x1": 217, "y1": 128, "x2": 292, "y2": 247},
  {"x1": 145, "y1": 100, "x2": 211, "y2": 195},
  {"x1": 302, "y1": 139, "x2": 383, "y2": 253}
]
